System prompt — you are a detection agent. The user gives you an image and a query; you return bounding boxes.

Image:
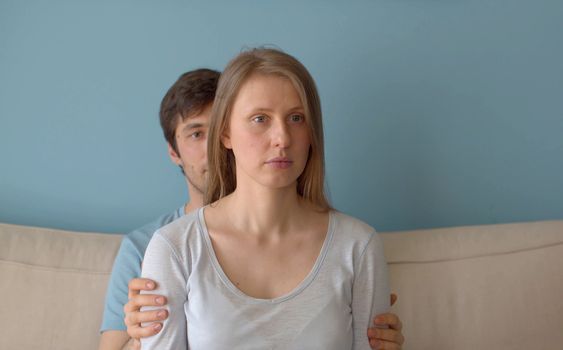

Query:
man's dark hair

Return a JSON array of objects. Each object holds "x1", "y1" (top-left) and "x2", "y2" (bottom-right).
[{"x1": 159, "y1": 68, "x2": 220, "y2": 152}]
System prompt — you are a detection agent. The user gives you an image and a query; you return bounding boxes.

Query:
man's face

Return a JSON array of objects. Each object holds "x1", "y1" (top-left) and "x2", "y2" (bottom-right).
[{"x1": 168, "y1": 104, "x2": 212, "y2": 195}]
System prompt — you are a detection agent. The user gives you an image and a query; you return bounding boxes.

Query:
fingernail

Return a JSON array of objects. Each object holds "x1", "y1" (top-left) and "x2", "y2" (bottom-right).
[
  {"x1": 153, "y1": 323, "x2": 162, "y2": 331},
  {"x1": 156, "y1": 296, "x2": 164, "y2": 305},
  {"x1": 374, "y1": 316, "x2": 384, "y2": 324},
  {"x1": 146, "y1": 282, "x2": 155, "y2": 289},
  {"x1": 157, "y1": 310, "x2": 166, "y2": 318}
]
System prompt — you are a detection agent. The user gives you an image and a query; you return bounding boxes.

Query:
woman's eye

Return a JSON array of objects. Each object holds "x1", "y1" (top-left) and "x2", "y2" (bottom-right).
[
  {"x1": 289, "y1": 114, "x2": 304, "y2": 123},
  {"x1": 252, "y1": 115, "x2": 267, "y2": 123}
]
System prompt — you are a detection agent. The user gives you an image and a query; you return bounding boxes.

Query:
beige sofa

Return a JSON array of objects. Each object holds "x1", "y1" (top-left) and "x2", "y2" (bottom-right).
[{"x1": 1, "y1": 220, "x2": 562, "y2": 349}]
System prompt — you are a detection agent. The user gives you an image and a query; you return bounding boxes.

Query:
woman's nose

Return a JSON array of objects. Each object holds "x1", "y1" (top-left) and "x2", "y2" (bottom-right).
[{"x1": 271, "y1": 120, "x2": 291, "y2": 148}]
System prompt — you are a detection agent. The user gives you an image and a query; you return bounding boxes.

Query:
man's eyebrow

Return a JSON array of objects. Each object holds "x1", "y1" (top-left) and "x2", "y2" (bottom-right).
[{"x1": 182, "y1": 122, "x2": 205, "y2": 131}]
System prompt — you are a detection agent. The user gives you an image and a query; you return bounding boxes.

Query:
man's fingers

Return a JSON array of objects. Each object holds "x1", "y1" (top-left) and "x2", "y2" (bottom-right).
[
  {"x1": 390, "y1": 293, "x2": 398, "y2": 306},
  {"x1": 368, "y1": 327, "x2": 404, "y2": 344},
  {"x1": 373, "y1": 312, "x2": 402, "y2": 330},
  {"x1": 369, "y1": 312, "x2": 404, "y2": 349},
  {"x1": 125, "y1": 308, "x2": 168, "y2": 327},
  {"x1": 128, "y1": 278, "x2": 157, "y2": 298},
  {"x1": 371, "y1": 339, "x2": 401, "y2": 350},
  {"x1": 369, "y1": 338, "x2": 381, "y2": 350},
  {"x1": 128, "y1": 322, "x2": 163, "y2": 340},
  {"x1": 124, "y1": 294, "x2": 167, "y2": 312}
]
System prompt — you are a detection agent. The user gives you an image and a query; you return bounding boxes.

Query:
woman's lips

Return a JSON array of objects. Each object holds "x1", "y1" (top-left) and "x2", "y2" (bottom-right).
[{"x1": 265, "y1": 157, "x2": 293, "y2": 169}]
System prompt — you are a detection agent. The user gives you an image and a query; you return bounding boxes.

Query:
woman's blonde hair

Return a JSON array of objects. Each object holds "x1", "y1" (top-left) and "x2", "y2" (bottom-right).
[{"x1": 205, "y1": 48, "x2": 330, "y2": 211}]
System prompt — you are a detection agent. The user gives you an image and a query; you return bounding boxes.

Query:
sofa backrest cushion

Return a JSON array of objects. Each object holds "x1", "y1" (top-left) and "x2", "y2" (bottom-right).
[
  {"x1": 2, "y1": 220, "x2": 562, "y2": 349},
  {"x1": 0, "y1": 222, "x2": 122, "y2": 350},
  {"x1": 380, "y1": 220, "x2": 563, "y2": 349}
]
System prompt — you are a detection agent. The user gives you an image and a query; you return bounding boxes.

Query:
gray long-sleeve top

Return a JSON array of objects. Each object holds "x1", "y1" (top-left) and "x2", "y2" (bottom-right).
[{"x1": 141, "y1": 208, "x2": 390, "y2": 350}]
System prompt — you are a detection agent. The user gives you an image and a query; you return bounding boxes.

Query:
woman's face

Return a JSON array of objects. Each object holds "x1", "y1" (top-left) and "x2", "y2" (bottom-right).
[{"x1": 222, "y1": 73, "x2": 311, "y2": 191}]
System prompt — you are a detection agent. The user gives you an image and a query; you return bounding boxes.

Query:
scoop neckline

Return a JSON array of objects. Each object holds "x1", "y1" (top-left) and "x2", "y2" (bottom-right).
[{"x1": 196, "y1": 207, "x2": 334, "y2": 304}]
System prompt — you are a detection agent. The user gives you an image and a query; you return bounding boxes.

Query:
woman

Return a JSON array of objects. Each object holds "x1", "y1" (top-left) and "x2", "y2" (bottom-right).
[{"x1": 141, "y1": 48, "x2": 390, "y2": 349}]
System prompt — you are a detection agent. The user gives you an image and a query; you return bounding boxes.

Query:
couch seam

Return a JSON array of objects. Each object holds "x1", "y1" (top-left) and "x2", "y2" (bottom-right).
[
  {"x1": 388, "y1": 240, "x2": 563, "y2": 265},
  {"x1": 0, "y1": 259, "x2": 112, "y2": 274}
]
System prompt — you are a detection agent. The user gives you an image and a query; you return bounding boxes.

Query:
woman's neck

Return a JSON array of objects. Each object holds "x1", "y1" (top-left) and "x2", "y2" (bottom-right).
[{"x1": 221, "y1": 184, "x2": 305, "y2": 238}]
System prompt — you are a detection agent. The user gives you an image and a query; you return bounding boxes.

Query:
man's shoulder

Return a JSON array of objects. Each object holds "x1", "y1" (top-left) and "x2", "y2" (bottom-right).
[{"x1": 123, "y1": 207, "x2": 185, "y2": 254}]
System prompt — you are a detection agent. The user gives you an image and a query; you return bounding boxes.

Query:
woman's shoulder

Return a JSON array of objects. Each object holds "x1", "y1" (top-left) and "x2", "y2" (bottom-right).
[
  {"x1": 329, "y1": 211, "x2": 386, "y2": 268},
  {"x1": 330, "y1": 210, "x2": 378, "y2": 242},
  {"x1": 153, "y1": 208, "x2": 202, "y2": 247}
]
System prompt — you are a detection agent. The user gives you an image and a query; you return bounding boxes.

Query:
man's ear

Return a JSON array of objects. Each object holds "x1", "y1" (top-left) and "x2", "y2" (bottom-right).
[{"x1": 167, "y1": 143, "x2": 182, "y2": 166}]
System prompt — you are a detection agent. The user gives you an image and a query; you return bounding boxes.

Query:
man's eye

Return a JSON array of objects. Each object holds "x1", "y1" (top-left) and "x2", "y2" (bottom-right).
[
  {"x1": 190, "y1": 131, "x2": 203, "y2": 138},
  {"x1": 252, "y1": 115, "x2": 267, "y2": 123}
]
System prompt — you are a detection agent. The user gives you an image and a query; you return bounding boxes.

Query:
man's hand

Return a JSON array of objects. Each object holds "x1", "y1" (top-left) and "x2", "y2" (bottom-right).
[
  {"x1": 367, "y1": 293, "x2": 405, "y2": 350},
  {"x1": 123, "y1": 278, "x2": 169, "y2": 350}
]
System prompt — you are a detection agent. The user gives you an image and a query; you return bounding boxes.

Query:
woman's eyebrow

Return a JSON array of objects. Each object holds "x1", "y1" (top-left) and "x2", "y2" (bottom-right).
[{"x1": 247, "y1": 106, "x2": 304, "y2": 114}]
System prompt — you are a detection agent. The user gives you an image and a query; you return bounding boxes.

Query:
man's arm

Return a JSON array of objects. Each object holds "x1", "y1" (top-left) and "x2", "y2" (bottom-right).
[
  {"x1": 97, "y1": 233, "x2": 147, "y2": 350},
  {"x1": 98, "y1": 331, "x2": 131, "y2": 350}
]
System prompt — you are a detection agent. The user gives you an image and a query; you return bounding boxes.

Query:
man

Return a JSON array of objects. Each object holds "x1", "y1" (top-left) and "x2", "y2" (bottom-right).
[{"x1": 98, "y1": 69, "x2": 404, "y2": 350}]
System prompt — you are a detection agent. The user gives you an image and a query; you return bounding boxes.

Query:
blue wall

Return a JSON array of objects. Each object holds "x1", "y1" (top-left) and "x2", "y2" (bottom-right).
[{"x1": 1, "y1": 0, "x2": 562, "y2": 233}]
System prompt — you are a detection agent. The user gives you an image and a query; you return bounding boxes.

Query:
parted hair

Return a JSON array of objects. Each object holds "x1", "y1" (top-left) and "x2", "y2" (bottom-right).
[
  {"x1": 159, "y1": 68, "x2": 220, "y2": 153},
  {"x1": 205, "y1": 48, "x2": 330, "y2": 211}
]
